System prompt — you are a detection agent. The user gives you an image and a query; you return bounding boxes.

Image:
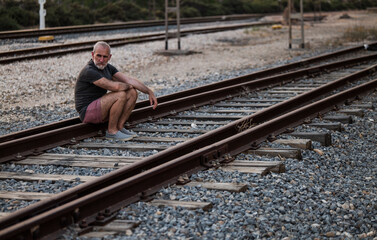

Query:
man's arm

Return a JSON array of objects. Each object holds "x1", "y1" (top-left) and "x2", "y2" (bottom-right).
[
  {"x1": 93, "y1": 77, "x2": 134, "y2": 92},
  {"x1": 112, "y1": 72, "x2": 158, "y2": 109}
]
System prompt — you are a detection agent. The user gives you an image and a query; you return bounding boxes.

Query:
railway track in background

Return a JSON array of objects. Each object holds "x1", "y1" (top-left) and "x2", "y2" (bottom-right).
[
  {"x1": 0, "y1": 21, "x2": 280, "y2": 64},
  {"x1": 0, "y1": 42, "x2": 376, "y2": 239},
  {"x1": 0, "y1": 14, "x2": 264, "y2": 40}
]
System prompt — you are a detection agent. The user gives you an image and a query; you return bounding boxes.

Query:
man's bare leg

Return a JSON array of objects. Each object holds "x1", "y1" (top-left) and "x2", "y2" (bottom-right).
[
  {"x1": 100, "y1": 91, "x2": 128, "y2": 134},
  {"x1": 117, "y1": 89, "x2": 138, "y2": 130}
]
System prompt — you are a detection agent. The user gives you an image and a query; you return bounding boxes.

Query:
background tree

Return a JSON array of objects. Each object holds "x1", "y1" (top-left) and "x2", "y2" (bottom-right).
[{"x1": 0, "y1": 0, "x2": 376, "y2": 31}]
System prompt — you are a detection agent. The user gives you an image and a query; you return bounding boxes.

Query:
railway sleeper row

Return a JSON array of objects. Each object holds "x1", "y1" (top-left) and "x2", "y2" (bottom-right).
[
  {"x1": 70, "y1": 94, "x2": 374, "y2": 239},
  {"x1": 0, "y1": 100, "x2": 371, "y2": 238}
]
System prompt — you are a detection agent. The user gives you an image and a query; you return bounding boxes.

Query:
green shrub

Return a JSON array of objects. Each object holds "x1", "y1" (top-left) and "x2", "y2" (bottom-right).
[
  {"x1": 181, "y1": 6, "x2": 201, "y2": 18},
  {"x1": 1, "y1": 0, "x2": 377, "y2": 30},
  {"x1": 95, "y1": 0, "x2": 147, "y2": 22},
  {"x1": 0, "y1": 14, "x2": 21, "y2": 30}
]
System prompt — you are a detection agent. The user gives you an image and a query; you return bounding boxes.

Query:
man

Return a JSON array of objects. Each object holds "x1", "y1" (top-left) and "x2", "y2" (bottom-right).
[{"x1": 75, "y1": 41, "x2": 158, "y2": 140}]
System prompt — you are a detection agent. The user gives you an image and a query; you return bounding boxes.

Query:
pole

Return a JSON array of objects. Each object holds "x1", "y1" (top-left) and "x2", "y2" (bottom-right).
[
  {"x1": 165, "y1": 0, "x2": 168, "y2": 50},
  {"x1": 39, "y1": 0, "x2": 46, "y2": 30},
  {"x1": 300, "y1": 0, "x2": 305, "y2": 48},
  {"x1": 288, "y1": 0, "x2": 292, "y2": 49},
  {"x1": 177, "y1": 0, "x2": 181, "y2": 50}
]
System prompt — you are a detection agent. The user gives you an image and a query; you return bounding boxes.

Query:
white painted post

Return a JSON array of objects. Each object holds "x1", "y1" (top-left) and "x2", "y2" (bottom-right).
[{"x1": 39, "y1": 0, "x2": 46, "y2": 30}]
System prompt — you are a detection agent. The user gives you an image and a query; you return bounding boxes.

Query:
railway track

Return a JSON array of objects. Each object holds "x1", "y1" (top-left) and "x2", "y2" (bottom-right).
[
  {"x1": 0, "y1": 44, "x2": 377, "y2": 239},
  {"x1": 1, "y1": 42, "x2": 376, "y2": 162},
  {"x1": 0, "y1": 21, "x2": 279, "y2": 64},
  {"x1": 0, "y1": 14, "x2": 264, "y2": 40}
]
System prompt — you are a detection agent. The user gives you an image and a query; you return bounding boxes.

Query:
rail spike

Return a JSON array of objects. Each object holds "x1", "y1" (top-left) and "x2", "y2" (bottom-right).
[
  {"x1": 15, "y1": 153, "x2": 25, "y2": 160},
  {"x1": 267, "y1": 134, "x2": 277, "y2": 142},
  {"x1": 200, "y1": 145, "x2": 228, "y2": 168},
  {"x1": 177, "y1": 174, "x2": 190, "y2": 185},
  {"x1": 250, "y1": 142, "x2": 260, "y2": 150}
]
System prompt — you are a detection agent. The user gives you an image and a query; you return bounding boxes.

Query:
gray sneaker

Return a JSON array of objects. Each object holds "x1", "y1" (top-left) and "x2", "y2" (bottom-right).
[
  {"x1": 120, "y1": 128, "x2": 138, "y2": 137},
  {"x1": 105, "y1": 131, "x2": 133, "y2": 141}
]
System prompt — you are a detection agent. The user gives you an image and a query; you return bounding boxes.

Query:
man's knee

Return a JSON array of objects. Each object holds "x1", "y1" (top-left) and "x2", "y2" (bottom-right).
[
  {"x1": 114, "y1": 91, "x2": 128, "y2": 101},
  {"x1": 112, "y1": 89, "x2": 137, "y2": 102},
  {"x1": 129, "y1": 88, "x2": 138, "y2": 101}
]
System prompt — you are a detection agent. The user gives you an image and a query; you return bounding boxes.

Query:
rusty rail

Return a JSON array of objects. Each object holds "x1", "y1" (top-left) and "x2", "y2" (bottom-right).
[
  {"x1": 1, "y1": 72, "x2": 376, "y2": 240},
  {"x1": 0, "y1": 14, "x2": 264, "y2": 39},
  {"x1": 0, "y1": 21, "x2": 279, "y2": 64}
]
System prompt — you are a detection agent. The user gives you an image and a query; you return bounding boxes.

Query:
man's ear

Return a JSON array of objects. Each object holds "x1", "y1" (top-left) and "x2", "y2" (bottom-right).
[{"x1": 91, "y1": 52, "x2": 95, "y2": 58}]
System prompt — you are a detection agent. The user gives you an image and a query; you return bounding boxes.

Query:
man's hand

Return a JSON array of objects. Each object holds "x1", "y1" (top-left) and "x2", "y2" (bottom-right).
[{"x1": 149, "y1": 91, "x2": 158, "y2": 110}]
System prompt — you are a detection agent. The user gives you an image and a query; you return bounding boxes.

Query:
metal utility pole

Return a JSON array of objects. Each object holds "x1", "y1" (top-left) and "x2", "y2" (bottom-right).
[
  {"x1": 39, "y1": 0, "x2": 46, "y2": 30},
  {"x1": 288, "y1": 0, "x2": 305, "y2": 49},
  {"x1": 165, "y1": 0, "x2": 181, "y2": 50}
]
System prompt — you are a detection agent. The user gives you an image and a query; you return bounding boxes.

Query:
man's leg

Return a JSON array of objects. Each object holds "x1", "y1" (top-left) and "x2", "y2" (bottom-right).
[
  {"x1": 117, "y1": 88, "x2": 138, "y2": 130},
  {"x1": 100, "y1": 89, "x2": 137, "y2": 134}
]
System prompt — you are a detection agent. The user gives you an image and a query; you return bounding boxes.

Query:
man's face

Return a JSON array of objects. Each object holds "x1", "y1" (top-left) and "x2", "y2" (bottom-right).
[{"x1": 92, "y1": 46, "x2": 111, "y2": 70}]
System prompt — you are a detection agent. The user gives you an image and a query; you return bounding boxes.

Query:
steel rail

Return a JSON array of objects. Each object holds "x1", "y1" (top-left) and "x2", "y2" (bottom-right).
[
  {"x1": 1, "y1": 53, "x2": 377, "y2": 163},
  {"x1": 0, "y1": 21, "x2": 278, "y2": 64},
  {"x1": 1, "y1": 57, "x2": 377, "y2": 236},
  {"x1": 0, "y1": 42, "x2": 375, "y2": 144},
  {"x1": 134, "y1": 42, "x2": 377, "y2": 108},
  {"x1": 128, "y1": 52, "x2": 377, "y2": 124},
  {"x1": 1, "y1": 74, "x2": 376, "y2": 240},
  {"x1": 0, "y1": 32, "x2": 163, "y2": 58},
  {"x1": 0, "y1": 14, "x2": 264, "y2": 39}
]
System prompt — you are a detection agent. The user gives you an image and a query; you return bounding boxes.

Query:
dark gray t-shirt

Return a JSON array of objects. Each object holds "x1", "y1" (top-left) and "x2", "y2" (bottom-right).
[{"x1": 75, "y1": 59, "x2": 118, "y2": 121}]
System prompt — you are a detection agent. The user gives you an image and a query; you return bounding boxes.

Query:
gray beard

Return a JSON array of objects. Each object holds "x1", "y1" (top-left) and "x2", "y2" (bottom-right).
[{"x1": 94, "y1": 62, "x2": 107, "y2": 70}]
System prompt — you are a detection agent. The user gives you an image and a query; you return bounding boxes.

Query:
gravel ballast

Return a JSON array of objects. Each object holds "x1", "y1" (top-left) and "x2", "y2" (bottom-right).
[
  {"x1": 59, "y1": 91, "x2": 375, "y2": 240},
  {"x1": 0, "y1": 11, "x2": 376, "y2": 240}
]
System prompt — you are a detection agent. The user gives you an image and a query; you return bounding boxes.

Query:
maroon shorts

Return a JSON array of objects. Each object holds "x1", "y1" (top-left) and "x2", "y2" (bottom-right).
[{"x1": 83, "y1": 98, "x2": 103, "y2": 124}]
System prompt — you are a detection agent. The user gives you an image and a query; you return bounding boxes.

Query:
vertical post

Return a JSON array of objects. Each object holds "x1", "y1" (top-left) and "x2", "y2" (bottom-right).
[
  {"x1": 177, "y1": 0, "x2": 181, "y2": 50},
  {"x1": 288, "y1": 0, "x2": 292, "y2": 49},
  {"x1": 39, "y1": 0, "x2": 46, "y2": 30},
  {"x1": 300, "y1": 0, "x2": 305, "y2": 48},
  {"x1": 153, "y1": 0, "x2": 156, "y2": 20},
  {"x1": 164, "y1": 0, "x2": 181, "y2": 51},
  {"x1": 165, "y1": 0, "x2": 169, "y2": 50}
]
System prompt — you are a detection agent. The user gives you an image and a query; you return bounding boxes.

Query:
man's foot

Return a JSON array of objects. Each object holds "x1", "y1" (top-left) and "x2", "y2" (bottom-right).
[
  {"x1": 105, "y1": 131, "x2": 133, "y2": 141},
  {"x1": 120, "y1": 128, "x2": 138, "y2": 137}
]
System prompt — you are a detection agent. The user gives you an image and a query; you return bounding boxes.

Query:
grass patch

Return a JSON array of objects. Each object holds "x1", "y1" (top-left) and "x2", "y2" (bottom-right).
[{"x1": 343, "y1": 25, "x2": 377, "y2": 41}]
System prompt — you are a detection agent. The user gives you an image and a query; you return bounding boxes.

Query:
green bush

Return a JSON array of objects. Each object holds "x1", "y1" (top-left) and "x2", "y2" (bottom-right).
[
  {"x1": 181, "y1": 6, "x2": 201, "y2": 18},
  {"x1": 7, "y1": 6, "x2": 39, "y2": 27},
  {"x1": 0, "y1": 14, "x2": 21, "y2": 30},
  {"x1": 1, "y1": 0, "x2": 377, "y2": 31},
  {"x1": 95, "y1": 0, "x2": 147, "y2": 22}
]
